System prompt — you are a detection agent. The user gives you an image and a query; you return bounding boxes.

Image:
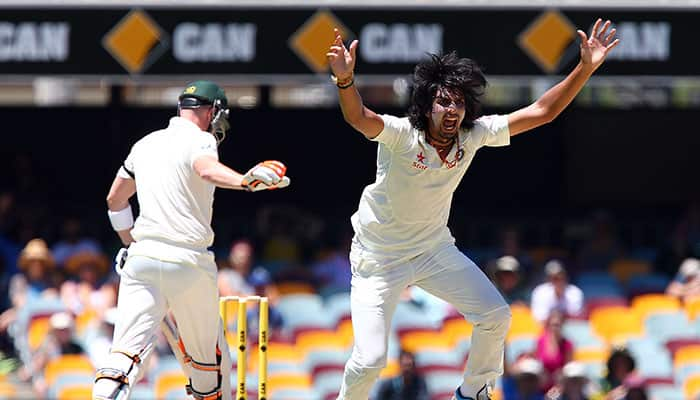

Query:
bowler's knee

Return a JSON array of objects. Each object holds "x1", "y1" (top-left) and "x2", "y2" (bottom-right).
[
  {"x1": 478, "y1": 305, "x2": 511, "y2": 335},
  {"x1": 350, "y1": 344, "x2": 389, "y2": 370}
]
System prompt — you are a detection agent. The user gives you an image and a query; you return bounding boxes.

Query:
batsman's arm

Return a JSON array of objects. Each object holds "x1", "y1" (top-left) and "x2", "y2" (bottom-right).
[
  {"x1": 106, "y1": 176, "x2": 136, "y2": 246},
  {"x1": 508, "y1": 18, "x2": 619, "y2": 137},
  {"x1": 193, "y1": 155, "x2": 246, "y2": 190},
  {"x1": 327, "y1": 28, "x2": 384, "y2": 139}
]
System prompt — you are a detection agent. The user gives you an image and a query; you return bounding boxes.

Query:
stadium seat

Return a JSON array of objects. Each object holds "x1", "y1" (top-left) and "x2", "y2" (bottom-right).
[
  {"x1": 130, "y1": 384, "x2": 155, "y2": 400},
  {"x1": 573, "y1": 347, "x2": 610, "y2": 364},
  {"x1": 441, "y1": 317, "x2": 473, "y2": 346},
  {"x1": 527, "y1": 247, "x2": 568, "y2": 266},
  {"x1": 56, "y1": 384, "x2": 93, "y2": 400},
  {"x1": 589, "y1": 306, "x2": 643, "y2": 344},
  {"x1": 305, "y1": 348, "x2": 350, "y2": 374},
  {"x1": 647, "y1": 383, "x2": 684, "y2": 400},
  {"x1": 675, "y1": 364, "x2": 700, "y2": 385},
  {"x1": 153, "y1": 371, "x2": 188, "y2": 399},
  {"x1": 631, "y1": 293, "x2": 681, "y2": 321},
  {"x1": 276, "y1": 294, "x2": 335, "y2": 335},
  {"x1": 379, "y1": 357, "x2": 400, "y2": 379},
  {"x1": 505, "y1": 336, "x2": 537, "y2": 365},
  {"x1": 27, "y1": 316, "x2": 51, "y2": 352},
  {"x1": 562, "y1": 319, "x2": 605, "y2": 349},
  {"x1": 424, "y1": 370, "x2": 463, "y2": 396},
  {"x1": 400, "y1": 329, "x2": 452, "y2": 353},
  {"x1": 506, "y1": 305, "x2": 541, "y2": 341},
  {"x1": 296, "y1": 329, "x2": 351, "y2": 354},
  {"x1": 626, "y1": 273, "x2": 670, "y2": 296},
  {"x1": 578, "y1": 282, "x2": 625, "y2": 300},
  {"x1": 313, "y1": 368, "x2": 344, "y2": 400},
  {"x1": 584, "y1": 296, "x2": 628, "y2": 318},
  {"x1": 392, "y1": 301, "x2": 439, "y2": 334},
  {"x1": 323, "y1": 292, "x2": 351, "y2": 325},
  {"x1": 684, "y1": 373, "x2": 700, "y2": 400},
  {"x1": 644, "y1": 312, "x2": 696, "y2": 343},
  {"x1": 47, "y1": 373, "x2": 94, "y2": 399},
  {"x1": 44, "y1": 354, "x2": 94, "y2": 387},
  {"x1": 277, "y1": 281, "x2": 316, "y2": 296},
  {"x1": 576, "y1": 271, "x2": 619, "y2": 288},
  {"x1": 267, "y1": 372, "x2": 313, "y2": 392},
  {"x1": 667, "y1": 339, "x2": 700, "y2": 358},
  {"x1": 609, "y1": 258, "x2": 652, "y2": 283},
  {"x1": 272, "y1": 388, "x2": 322, "y2": 400},
  {"x1": 414, "y1": 348, "x2": 465, "y2": 370},
  {"x1": 674, "y1": 345, "x2": 700, "y2": 369},
  {"x1": 686, "y1": 297, "x2": 700, "y2": 321}
]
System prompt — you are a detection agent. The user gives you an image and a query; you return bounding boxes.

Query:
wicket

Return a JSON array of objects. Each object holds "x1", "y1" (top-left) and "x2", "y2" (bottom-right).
[{"x1": 219, "y1": 295, "x2": 269, "y2": 400}]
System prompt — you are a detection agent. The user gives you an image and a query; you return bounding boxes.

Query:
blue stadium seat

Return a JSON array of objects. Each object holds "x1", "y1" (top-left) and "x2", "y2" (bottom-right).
[
  {"x1": 626, "y1": 273, "x2": 670, "y2": 295},
  {"x1": 577, "y1": 282, "x2": 624, "y2": 300},
  {"x1": 424, "y1": 370, "x2": 463, "y2": 396},
  {"x1": 392, "y1": 302, "x2": 439, "y2": 333},
  {"x1": 276, "y1": 294, "x2": 335, "y2": 334},
  {"x1": 563, "y1": 319, "x2": 604, "y2": 349},
  {"x1": 576, "y1": 272, "x2": 619, "y2": 287},
  {"x1": 323, "y1": 292, "x2": 351, "y2": 326},
  {"x1": 313, "y1": 369, "x2": 344, "y2": 400},
  {"x1": 647, "y1": 384, "x2": 684, "y2": 400},
  {"x1": 47, "y1": 373, "x2": 94, "y2": 399},
  {"x1": 273, "y1": 388, "x2": 322, "y2": 400},
  {"x1": 644, "y1": 312, "x2": 697, "y2": 343},
  {"x1": 505, "y1": 336, "x2": 536, "y2": 365},
  {"x1": 674, "y1": 363, "x2": 700, "y2": 384},
  {"x1": 130, "y1": 384, "x2": 155, "y2": 400},
  {"x1": 304, "y1": 348, "x2": 351, "y2": 372},
  {"x1": 414, "y1": 348, "x2": 464, "y2": 370}
]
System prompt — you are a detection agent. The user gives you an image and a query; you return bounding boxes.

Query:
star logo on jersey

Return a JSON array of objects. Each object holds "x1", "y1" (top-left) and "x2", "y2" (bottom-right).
[{"x1": 416, "y1": 152, "x2": 426, "y2": 164}]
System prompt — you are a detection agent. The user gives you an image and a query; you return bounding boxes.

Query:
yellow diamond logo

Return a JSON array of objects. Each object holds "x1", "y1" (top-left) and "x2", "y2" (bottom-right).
[
  {"x1": 103, "y1": 10, "x2": 168, "y2": 74},
  {"x1": 289, "y1": 10, "x2": 352, "y2": 73},
  {"x1": 518, "y1": 10, "x2": 577, "y2": 73}
]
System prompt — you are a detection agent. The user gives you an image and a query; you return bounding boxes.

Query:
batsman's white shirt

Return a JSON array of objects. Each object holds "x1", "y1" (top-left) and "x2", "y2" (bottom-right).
[
  {"x1": 118, "y1": 117, "x2": 219, "y2": 268},
  {"x1": 351, "y1": 114, "x2": 510, "y2": 262}
]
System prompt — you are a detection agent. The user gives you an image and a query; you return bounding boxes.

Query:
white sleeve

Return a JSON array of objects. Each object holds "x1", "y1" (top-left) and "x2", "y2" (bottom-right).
[
  {"x1": 530, "y1": 285, "x2": 549, "y2": 322},
  {"x1": 566, "y1": 286, "x2": 585, "y2": 317},
  {"x1": 189, "y1": 134, "x2": 219, "y2": 167},
  {"x1": 117, "y1": 144, "x2": 137, "y2": 179},
  {"x1": 371, "y1": 115, "x2": 414, "y2": 153},
  {"x1": 472, "y1": 114, "x2": 510, "y2": 148}
]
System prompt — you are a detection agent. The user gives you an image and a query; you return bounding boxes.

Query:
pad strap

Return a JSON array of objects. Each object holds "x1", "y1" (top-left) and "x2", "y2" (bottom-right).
[{"x1": 94, "y1": 367, "x2": 129, "y2": 385}]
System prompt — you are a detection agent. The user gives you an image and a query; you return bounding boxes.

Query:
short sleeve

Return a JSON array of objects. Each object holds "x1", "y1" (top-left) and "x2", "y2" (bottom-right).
[
  {"x1": 472, "y1": 114, "x2": 510, "y2": 148},
  {"x1": 189, "y1": 134, "x2": 219, "y2": 167},
  {"x1": 117, "y1": 144, "x2": 137, "y2": 179},
  {"x1": 371, "y1": 115, "x2": 414, "y2": 153}
]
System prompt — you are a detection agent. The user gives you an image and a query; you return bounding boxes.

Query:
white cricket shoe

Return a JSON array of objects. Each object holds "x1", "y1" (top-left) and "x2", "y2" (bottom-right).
[{"x1": 451, "y1": 384, "x2": 491, "y2": 400}]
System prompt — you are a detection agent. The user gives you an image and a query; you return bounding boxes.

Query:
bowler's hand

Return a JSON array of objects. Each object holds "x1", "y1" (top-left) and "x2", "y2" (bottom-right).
[
  {"x1": 326, "y1": 28, "x2": 357, "y2": 80},
  {"x1": 578, "y1": 18, "x2": 620, "y2": 71}
]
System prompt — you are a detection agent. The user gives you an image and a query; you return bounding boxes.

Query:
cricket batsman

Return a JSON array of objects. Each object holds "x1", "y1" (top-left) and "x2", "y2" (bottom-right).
[
  {"x1": 326, "y1": 19, "x2": 619, "y2": 400},
  {"x1": 93, "y1": 81, "x2": 290, "y2": 400}
]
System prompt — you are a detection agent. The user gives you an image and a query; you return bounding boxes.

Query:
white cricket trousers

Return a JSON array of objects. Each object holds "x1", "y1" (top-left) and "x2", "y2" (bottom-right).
[
  {"x1": 93, "y1": 255, "x2": 231, "y2": 399},
  {"x1": 337, "y1": 243, "x2": 511, "y2": 400}
]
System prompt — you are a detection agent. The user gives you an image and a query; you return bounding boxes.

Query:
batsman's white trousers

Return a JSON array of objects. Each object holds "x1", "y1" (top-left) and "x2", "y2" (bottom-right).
[
  {"x1": 337, "y1": 243, "x2": 511, "y2": 400},
  {"x1": 94, "y1": 255, "x2": 231, "y2": 399}
]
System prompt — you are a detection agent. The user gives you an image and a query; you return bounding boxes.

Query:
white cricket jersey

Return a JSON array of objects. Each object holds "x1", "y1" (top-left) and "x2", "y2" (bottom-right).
[
  {"x1": 351, "y1": 114, "x2": 510, "y2": 262},
  {"x1": 117, "y1": 117, "x2": 219, "y2": 267}
]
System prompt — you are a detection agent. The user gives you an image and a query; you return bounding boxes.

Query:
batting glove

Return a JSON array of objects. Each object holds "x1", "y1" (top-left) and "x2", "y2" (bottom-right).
[{"x1": 242, "y1": 160, "x2": 289, "y2": 192}]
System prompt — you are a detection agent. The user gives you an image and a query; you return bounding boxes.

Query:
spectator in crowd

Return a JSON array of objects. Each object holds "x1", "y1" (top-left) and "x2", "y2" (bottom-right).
[
  {"x1": 545, "y1": 361, "x2": 590, "y2": 400},
  {"x1": 665, "y1": 257, "x2": 700, "y2": 302},
  {"x1": 490, "y1": 255, "x2": 530, "y2": 305},
  {"x1": 22, "y1": 312, "x2": 84, "y2": 397},
  {"x1": 577, "y1": 211, "x2": 623, "y2": 272},
  {"x1": 502, "y1": 356, "x2": 546, "y2": 400},
  {"x1": 218, "y1": 239, "x2": 255, "y2": 296},
  {"x1": 376, "y1": 350, "x2": 428, "y2": 400},
  {"x1": 596, "y1": 347, "x2": 638, "y2": 399},
  {"x1": 51, "y1": 217, "x2": 102, "y2": 267},
  {"x1": 60, "y1": 249, "x2": 116, "y2": 318},
  {"x1": 86, "y1": 307, "x2": 117, "y2": 368},
  {"x1": 0, "y1": 239, "x2": 59, "y2": 335},
  {"x1": 531, "y1": 260, "x2": 584, "y2": 322},
  {"x1": 536, "y1": 310, "x2": 573, "y2": 391},
  {"x1": 311, "y1": 230, "x2": 352, "y2": 296}
]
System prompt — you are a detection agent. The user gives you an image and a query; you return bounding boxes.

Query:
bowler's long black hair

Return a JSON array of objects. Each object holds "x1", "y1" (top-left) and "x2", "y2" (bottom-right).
[{"x1": 407, "y1": 52, "x2": 487, "y2": 131}]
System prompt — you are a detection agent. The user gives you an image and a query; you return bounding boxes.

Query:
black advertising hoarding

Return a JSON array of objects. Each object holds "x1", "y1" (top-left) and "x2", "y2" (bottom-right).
[{"x1": 0, "y1": 7, "x2": 689, "y2": 78}]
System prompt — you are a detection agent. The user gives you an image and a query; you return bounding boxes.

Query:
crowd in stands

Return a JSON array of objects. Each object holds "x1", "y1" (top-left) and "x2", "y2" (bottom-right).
[{"x1": 0, "y1": 186, "x2": 699, "y2": 398}]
